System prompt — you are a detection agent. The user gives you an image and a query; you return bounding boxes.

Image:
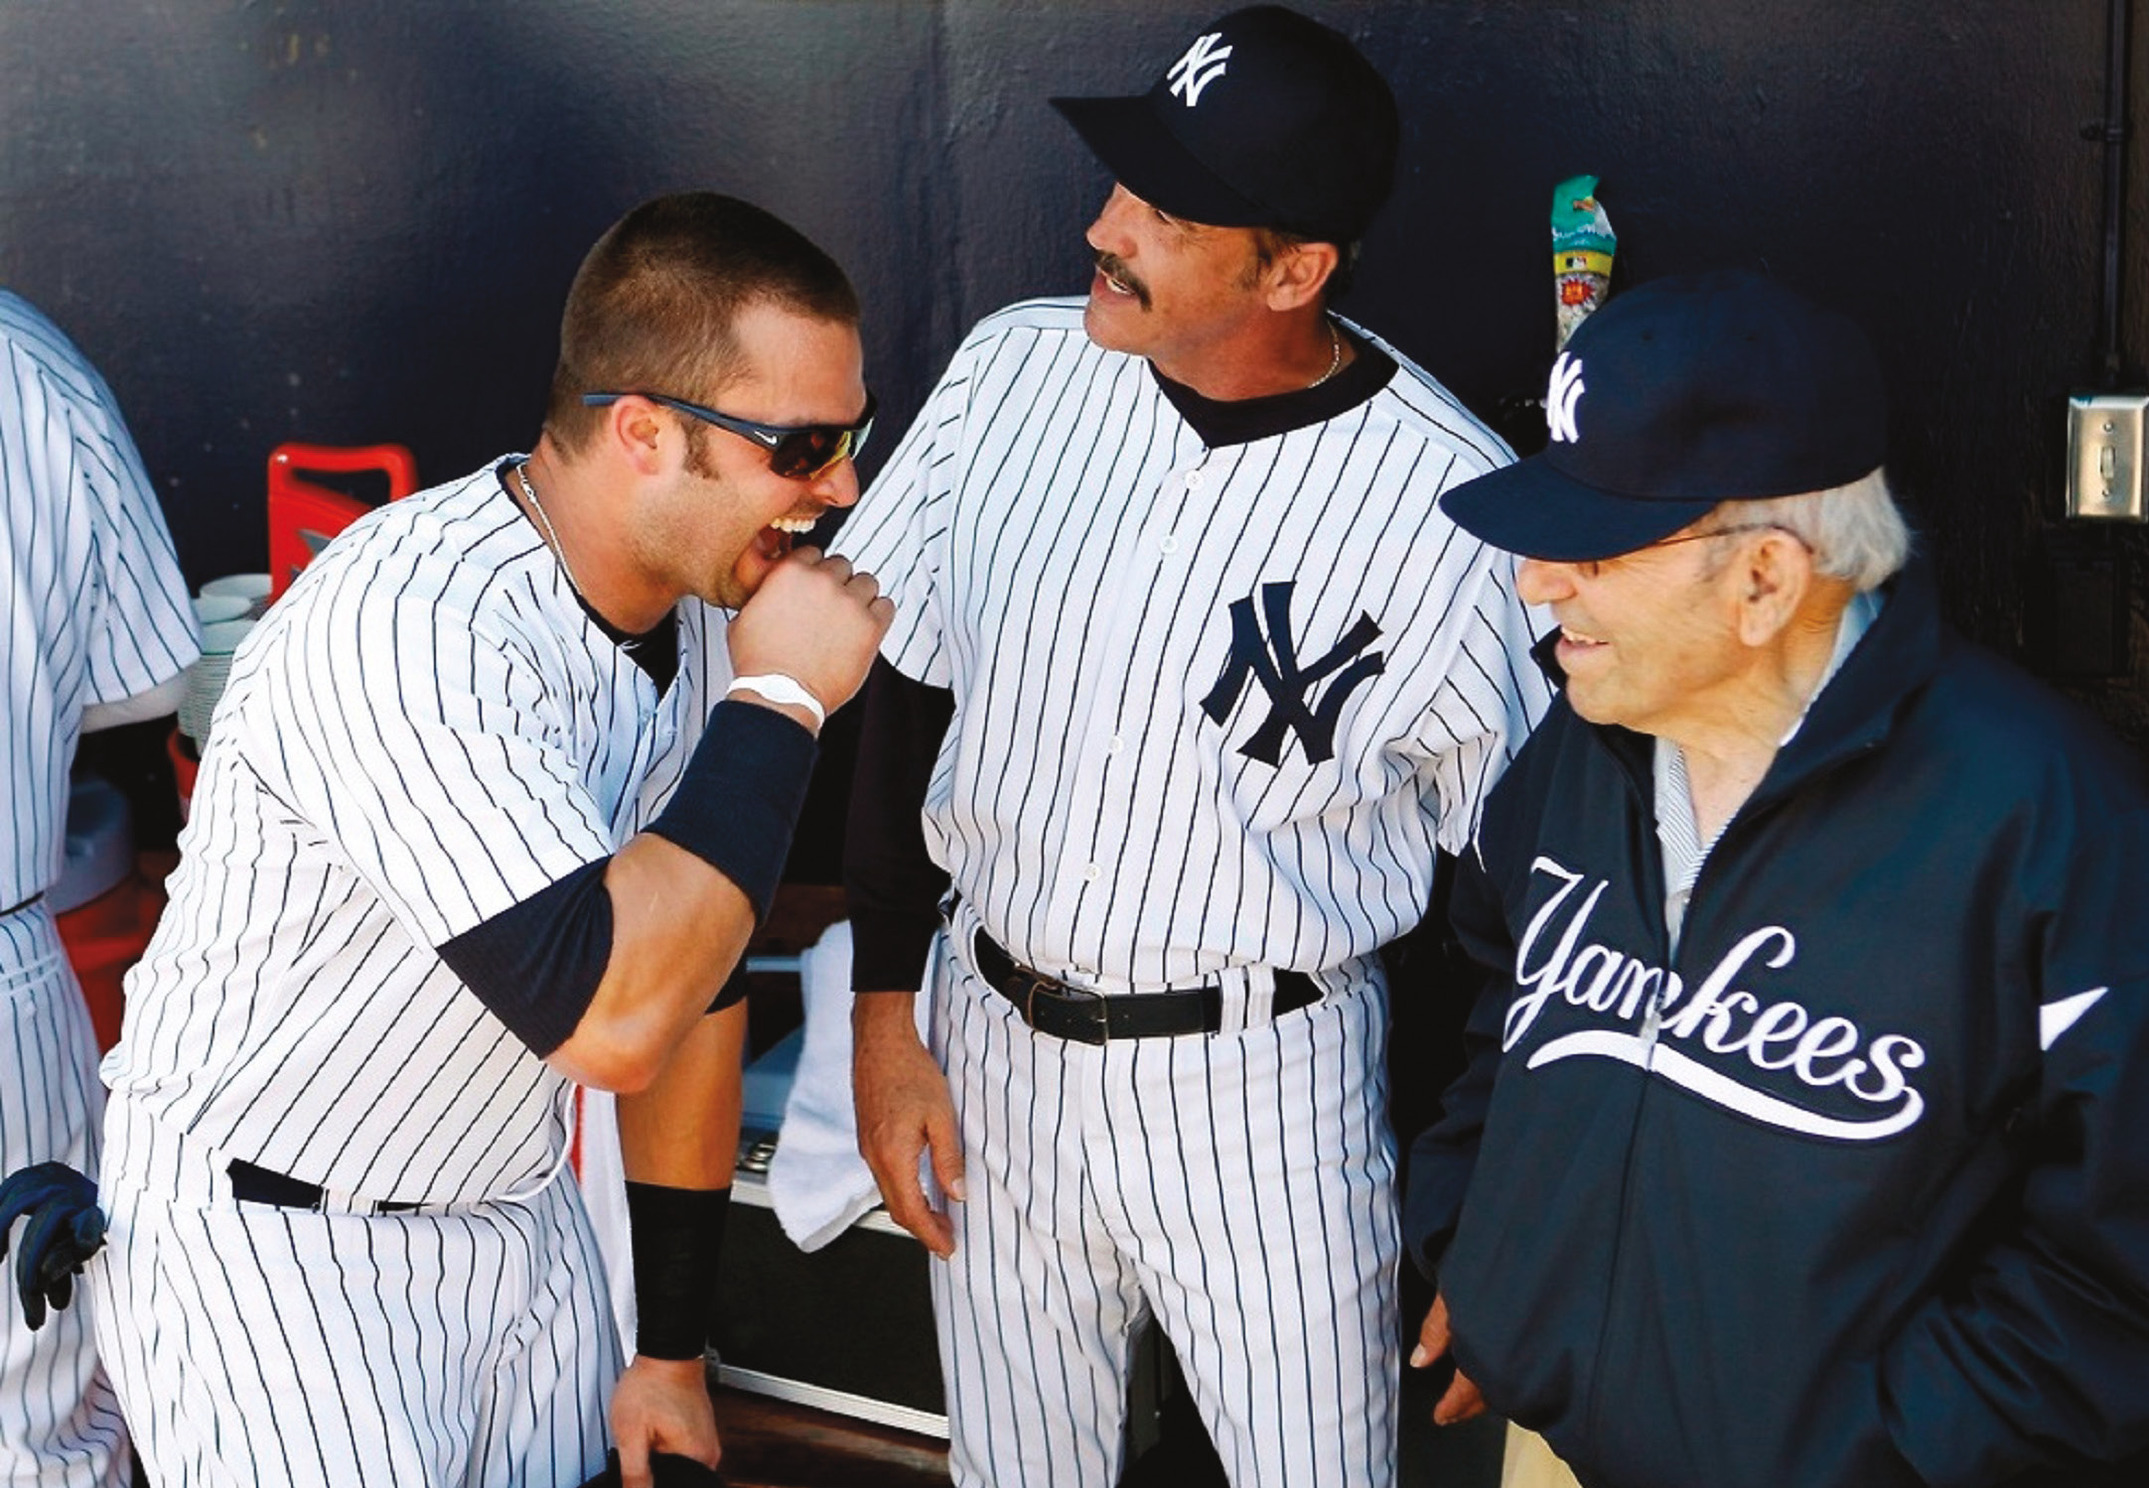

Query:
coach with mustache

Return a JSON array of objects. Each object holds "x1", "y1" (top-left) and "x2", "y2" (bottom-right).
[{"x1": 835, "y1": 7, "x2": 1548, "y2": 1485}]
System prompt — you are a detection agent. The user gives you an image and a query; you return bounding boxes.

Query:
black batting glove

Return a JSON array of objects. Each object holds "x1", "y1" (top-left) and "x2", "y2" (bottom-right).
[{"x1": 0, "y1": 1162, "x2": 106, "y2": 1329}]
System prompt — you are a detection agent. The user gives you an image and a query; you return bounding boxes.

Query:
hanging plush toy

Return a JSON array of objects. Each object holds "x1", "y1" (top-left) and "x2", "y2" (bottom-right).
[{"x1": 1552, "y1": 174, "x2": 1617, "y2": 350}]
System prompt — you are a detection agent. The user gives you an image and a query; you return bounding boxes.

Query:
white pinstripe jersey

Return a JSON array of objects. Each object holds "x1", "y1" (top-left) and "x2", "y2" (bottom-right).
[
  {"x1": 2, "y1": 292, "x2": 199, "y2": 909},
  {"x1": 835, "y1": 298, "x2": 1551, "y2": 988},
  {"x1": 103, "y1": 460, "x2": 731, "y2": 1204}
]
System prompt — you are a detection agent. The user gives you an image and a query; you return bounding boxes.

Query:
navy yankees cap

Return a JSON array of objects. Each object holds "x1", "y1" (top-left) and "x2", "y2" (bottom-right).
[
  {"x1": 1442, "y1": 270, "x2": 1890, "y2": 562},
  {"x1": 1050, "y1": 6, "x2": 1400, "y2": 244}
]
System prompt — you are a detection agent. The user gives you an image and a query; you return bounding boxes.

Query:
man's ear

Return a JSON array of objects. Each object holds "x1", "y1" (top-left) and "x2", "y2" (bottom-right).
[
  {"x1": 1264, "y1": 240, "x2": 1340, "y2": 312},
  {"x1": 602, "y1": 396, "x2": 672, "y2": 477},
  {"x1": 1733, "y1": 531, "x2": 1814, "y2": 646}
]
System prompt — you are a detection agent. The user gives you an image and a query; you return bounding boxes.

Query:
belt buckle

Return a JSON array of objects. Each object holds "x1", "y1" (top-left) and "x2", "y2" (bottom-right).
[{"x1": 1022, "y1": 973, "x2": 1111, "y2": 1045}]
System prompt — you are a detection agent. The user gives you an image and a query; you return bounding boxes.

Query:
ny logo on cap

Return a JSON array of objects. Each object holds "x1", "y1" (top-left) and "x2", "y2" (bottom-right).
[
  {"x1": 1547, "y1": 352, "x2": 1586, "y2": 444},
  {"x1": 1167, "y1": 32, "x2": 1233, "y2": 106}
]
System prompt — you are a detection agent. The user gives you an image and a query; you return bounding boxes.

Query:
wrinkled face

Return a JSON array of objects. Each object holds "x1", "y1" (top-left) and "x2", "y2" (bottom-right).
[
  {"x1": 1516, "y1": 528, "x2": 1750, "y2": 740},
  {"x1": 646, "y1": 301, "x2": 867, "y2": 611},
  {"x1": 1081, "y1": 183, "x2": 1269, "y2": 375}
]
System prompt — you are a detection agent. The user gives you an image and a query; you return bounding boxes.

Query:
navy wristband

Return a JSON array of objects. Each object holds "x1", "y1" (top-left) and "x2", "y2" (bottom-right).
[
  {"x1": 647, "y1": 698, "x2": 818, "y2": 921},
  {"x1": 625, "y1": 1181, "x2": 730, "y2": 1361}
]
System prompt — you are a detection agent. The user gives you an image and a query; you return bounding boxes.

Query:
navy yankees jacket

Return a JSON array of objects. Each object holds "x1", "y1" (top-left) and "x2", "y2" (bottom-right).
[{"x1": 1405, "y1": 559, "x2": 2149, "y2": 1488}]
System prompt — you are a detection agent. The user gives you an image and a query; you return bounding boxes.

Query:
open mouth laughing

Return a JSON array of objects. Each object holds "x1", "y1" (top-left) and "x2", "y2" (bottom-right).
[
  {"x1": 754, "y1": 514, "x2": 823, "y2": 561},
  {"x1": 1556, "y1": 625, "x2": 1608, "y2": 661}
]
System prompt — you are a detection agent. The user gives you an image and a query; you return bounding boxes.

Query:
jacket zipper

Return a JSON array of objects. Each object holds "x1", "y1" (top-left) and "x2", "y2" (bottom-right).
[{"x1": 1579, "y1": 736, "x2": 1887, "y2": 1456}]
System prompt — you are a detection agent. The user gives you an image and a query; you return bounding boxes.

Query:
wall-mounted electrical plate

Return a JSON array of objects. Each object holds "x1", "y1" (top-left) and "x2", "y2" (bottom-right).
[{"x1": 2066, "y1": 393, "x2": 2149, "y2": 520}]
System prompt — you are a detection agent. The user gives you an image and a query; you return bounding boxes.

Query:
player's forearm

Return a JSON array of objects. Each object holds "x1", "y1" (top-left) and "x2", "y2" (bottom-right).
[
  {"x1": 614, "y1": 1007, "x2": 745, "y2": 1372},
  {"x1": 552, "y1": 697, "x2": 817, "y2": 1088},
  {"x1": 855, "y1": 989, "x2": 924, "y2": 1045},
  {"x1": 852, "y1": 986, "x2": 929, "y2": 1057},
  {"x1": 616, "y1": 995, "x2": 747, "y2": 1188},
  {"x1": 548, "y1": 837, "x2": 758, "y2": 1091}
]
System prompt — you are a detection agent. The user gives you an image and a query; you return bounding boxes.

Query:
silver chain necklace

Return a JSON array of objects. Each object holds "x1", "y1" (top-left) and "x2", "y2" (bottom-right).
[
  {"x1": 1306, "y1": 318, "x2": 1344, "y2": 390},
  {"x1": 515, "y1": 460, "x2": 586, "y2": 600}
]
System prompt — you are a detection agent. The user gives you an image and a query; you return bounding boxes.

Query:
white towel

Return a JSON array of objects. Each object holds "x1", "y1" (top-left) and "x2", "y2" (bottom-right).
[
  {"x1": 573, "y1": 1089, "x2": 638, "y2": 1351},
  {"x1": 767, "y1": 921, "x2": 934, "y2": 1251}
]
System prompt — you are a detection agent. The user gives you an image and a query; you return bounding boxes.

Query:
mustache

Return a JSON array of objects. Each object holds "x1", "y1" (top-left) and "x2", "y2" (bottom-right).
[{"x1": 1093, "y1": 251, "x2": 1152, "y2": 310}]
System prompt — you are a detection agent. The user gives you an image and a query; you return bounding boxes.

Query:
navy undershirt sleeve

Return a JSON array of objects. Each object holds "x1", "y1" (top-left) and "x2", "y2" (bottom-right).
[
  {"x1": 438, "y1": 857, "x2": 615, "y2": 1058},
  {"x1": 440, "y1": 853, "x2": 749, "y2": 1056},
  {"x1": 845, "y1": 657, "x2": 954, "y2": 991},
  {"x1": 709, "y1": 961, "x2": 750, "y2": 1013}
]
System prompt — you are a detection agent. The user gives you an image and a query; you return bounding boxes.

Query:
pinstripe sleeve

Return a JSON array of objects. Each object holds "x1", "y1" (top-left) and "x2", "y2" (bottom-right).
[
  {"x1": 1416, "y1": 551, "x2": 1555, "y2": 855},
  {"x1": 833, "y1": 322, "x2": 993, "y2": 688},
  {"x1": 75, "y1": 376, "x2": 200, "y2": 703},
  {"x1": 230, "y1": 546, "x2": 616, "y2": 952},
  {"x1": 1365, "y1": 334, "x2": 1552, "y2": 855}
]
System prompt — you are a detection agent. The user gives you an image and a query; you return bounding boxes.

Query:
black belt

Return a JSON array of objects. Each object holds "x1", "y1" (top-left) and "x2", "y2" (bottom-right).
[
  {"x1": 227, "y1": 1159, "x2": 422, "y2": 1214},
  {"x1": 970, "y1": 928, "x2": 1320, "y2": 1045},
  {"x1": 0, "y1": 892, "x2": 44, "y2": 919}
]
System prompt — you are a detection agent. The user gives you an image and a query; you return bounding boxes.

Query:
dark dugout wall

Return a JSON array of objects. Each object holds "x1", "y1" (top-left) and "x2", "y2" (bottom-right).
[{"x1": 5, "y1": 0, "x2": 2148, "y2": 744}]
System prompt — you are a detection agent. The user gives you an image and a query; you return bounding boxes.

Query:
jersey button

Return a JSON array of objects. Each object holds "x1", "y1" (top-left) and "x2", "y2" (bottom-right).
[
  {"x1": 1159, "y1": 534, "x2": 1179, "y2": 554},
  {"x1": 1185, "y1": 469, "x2": 1207, "y2": 490},
  {"x1": 1107, "y1": 735, "x2": 1124, "y2": 754},
  {"x1": 1082, "y1": 862, "x2": 1102, "y2": 882}
]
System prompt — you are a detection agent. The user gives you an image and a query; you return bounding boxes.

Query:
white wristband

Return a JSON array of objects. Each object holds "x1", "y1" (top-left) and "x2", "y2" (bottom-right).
[{"x1": 726, "y1": 673, "x2": 827, "y2": 729}]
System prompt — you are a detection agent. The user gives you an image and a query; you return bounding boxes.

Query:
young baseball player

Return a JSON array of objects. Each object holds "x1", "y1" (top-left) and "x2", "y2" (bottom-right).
[
  {"x1": 0, "y1": 290, "x2": 199, "y2": 1488},
  {"x1": 838, "y1": 8, "x2": 1551, "y2": 1485},
  {"x1": 63, "y1": 195, "x2": 889, "y2": 1488}
]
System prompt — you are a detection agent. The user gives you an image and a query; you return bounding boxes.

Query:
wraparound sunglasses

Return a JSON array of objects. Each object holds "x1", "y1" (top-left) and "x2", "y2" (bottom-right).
[{"x1": 582, "y1": 389, "x2": 875, "y2": 480}]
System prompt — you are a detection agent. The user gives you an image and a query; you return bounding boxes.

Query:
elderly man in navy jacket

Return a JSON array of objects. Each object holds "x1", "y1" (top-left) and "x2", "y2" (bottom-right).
[{"x1": 1405, "y1": 270, "x2": 2149, "y2": 1488}]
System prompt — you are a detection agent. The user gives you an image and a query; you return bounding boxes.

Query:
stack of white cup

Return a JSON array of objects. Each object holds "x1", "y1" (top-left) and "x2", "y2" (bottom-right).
[{"x1": 179, "y1": 574, "x2": 271, "y2": 748}]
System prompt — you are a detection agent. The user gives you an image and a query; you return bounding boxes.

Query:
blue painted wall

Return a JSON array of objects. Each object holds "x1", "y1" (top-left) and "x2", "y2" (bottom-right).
[{"x1": 5, "y1": 0, "x2": 2146, "y2": 735}]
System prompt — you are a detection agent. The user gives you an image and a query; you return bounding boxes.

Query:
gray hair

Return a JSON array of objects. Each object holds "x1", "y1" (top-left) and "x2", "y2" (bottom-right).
[{"x1": 1713, "y1": 468, "x2": 1911, "y2": 592}]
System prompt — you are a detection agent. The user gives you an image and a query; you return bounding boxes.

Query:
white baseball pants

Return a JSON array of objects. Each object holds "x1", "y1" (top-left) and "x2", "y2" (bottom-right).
[{"x1": 932, "y1": 904, "x2": 1401, "y2": 1488}]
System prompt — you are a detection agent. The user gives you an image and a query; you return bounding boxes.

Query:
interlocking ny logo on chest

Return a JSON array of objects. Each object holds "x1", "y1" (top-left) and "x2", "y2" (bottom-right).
[{"x1": 1201, "y1": 581, "x2": 1384, "y2": 766}]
